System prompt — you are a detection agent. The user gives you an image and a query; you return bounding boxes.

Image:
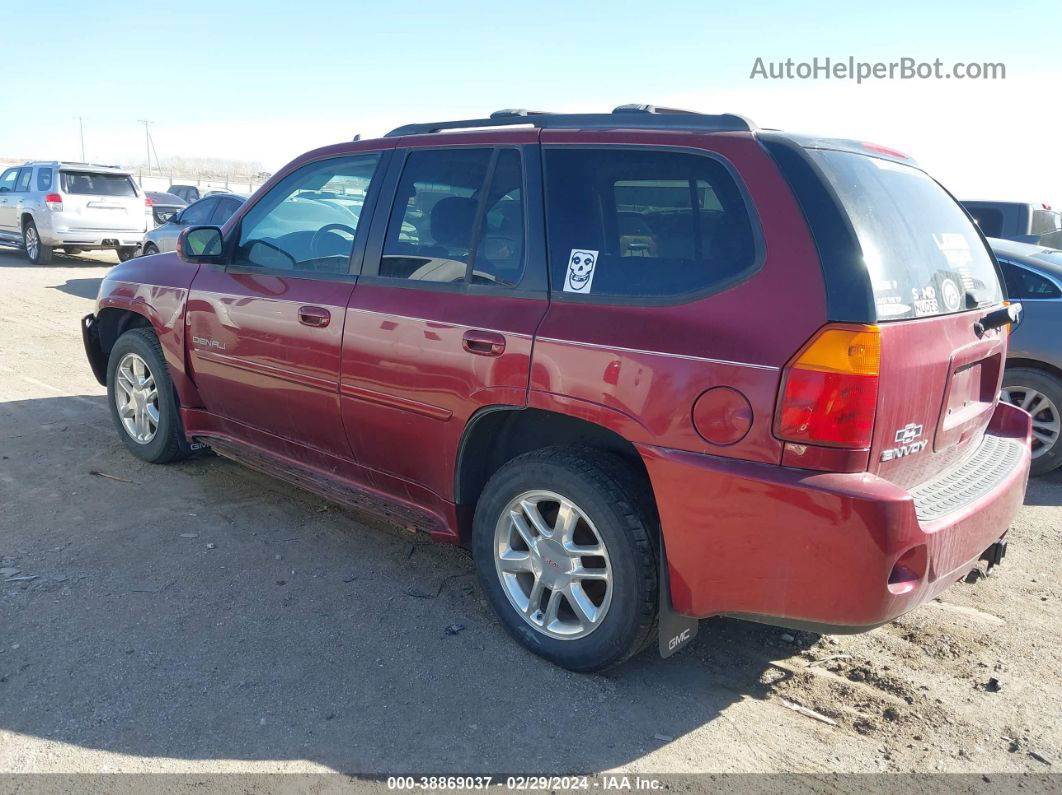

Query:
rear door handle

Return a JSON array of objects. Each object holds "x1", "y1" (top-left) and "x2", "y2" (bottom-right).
[
  {"x1": 298, "y1": 306, "x2": 331, "y2": 328},
  {"x1": 462, "y1": 329, "x2": 506, "y2": 356}
]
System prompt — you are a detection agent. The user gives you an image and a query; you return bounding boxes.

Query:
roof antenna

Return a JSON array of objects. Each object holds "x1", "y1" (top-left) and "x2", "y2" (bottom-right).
[{"x1": 352, "y1": 133, "x2": 361, "y2": 142}]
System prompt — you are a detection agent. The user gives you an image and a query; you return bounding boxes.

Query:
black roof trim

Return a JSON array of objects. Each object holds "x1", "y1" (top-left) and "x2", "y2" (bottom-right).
[{"x1": 385, "y1": 107, "x2": 756, "y2": 138}]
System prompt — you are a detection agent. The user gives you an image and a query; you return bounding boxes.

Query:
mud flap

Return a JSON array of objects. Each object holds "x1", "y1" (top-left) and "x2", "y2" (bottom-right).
[{"x1": 658, "y1": 534, "x2": 698, "y2": 658}]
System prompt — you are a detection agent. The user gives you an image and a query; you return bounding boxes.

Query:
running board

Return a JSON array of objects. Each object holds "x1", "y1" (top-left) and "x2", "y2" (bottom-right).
[{"x1": 198, "y1": 435, "x2": 449, "y2": 538}]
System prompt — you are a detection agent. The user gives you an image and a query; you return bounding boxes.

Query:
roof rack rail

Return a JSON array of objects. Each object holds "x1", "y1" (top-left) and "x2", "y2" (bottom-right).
[{"x1": 384, "y1": 106, "x2": 756, "y2": 137}]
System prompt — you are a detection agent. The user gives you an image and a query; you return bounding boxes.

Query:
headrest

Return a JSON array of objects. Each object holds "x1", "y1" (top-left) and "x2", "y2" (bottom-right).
[{"x1": 430, "y1": 197, "x2": 476, "y2": 247}]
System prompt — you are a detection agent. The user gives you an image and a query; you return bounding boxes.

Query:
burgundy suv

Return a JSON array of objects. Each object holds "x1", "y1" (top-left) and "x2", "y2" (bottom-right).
[{"x1": 82, "y1": 106, "x2": 1032, "y2": 671}]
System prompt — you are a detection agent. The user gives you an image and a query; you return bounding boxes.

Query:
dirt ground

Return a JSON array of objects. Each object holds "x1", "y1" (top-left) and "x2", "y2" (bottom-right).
[{"x1": 1, "y1": 248, "x2": 1060, "y2": 776}]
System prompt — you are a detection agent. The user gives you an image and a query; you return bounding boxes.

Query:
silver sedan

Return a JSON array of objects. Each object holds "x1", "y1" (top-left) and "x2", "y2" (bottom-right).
[{"x1": 140, "y1": 194, "x2": 245, "y2": 256}]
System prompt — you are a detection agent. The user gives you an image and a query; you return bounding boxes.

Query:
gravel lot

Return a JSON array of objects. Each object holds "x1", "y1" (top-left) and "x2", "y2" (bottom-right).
[{"x1": 1, "y1": 248, "x2": 1060, "y2": 776}]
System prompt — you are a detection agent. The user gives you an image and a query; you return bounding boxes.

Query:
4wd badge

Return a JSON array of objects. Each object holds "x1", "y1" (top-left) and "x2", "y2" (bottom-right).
[{"x1": 881, "y1": 423, "x2": 928, "y2": 461}]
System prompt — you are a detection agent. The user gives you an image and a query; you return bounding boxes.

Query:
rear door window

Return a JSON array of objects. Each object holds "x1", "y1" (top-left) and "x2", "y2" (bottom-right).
[
  {"x1": 810, "y1": 150, "x2": 1003, "y2": 319},
  {"x1": 15, "y1": 168, "x2": 32, "y2": 192},
  {"x1": 999, "y1": 260, "x2": 1062, "y2": 299},
  {"x1": 380, "y1": 147, "x2": 529, "y2": 286},
  {"x1": 180, "y1": 198, "x2": 218, "y2": 226},
  {"x1": 60, "y1": 171, "x2": 137, "y2": 196},
  {"x1": 543, "y1": 148, "x2": 757, "y2": 299},
  {"x1": 211, "y1": 198, "x2": 242, "y2": 226}
]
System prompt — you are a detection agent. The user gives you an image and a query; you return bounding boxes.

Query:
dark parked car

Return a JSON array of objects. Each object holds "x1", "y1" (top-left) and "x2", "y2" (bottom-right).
[
  {"x1": 963, "y1": 201, "x2": 1062, "y2": 248},
  {"x1": 167, "y1": 184, "x2": 201, "y2": 204},
  {"x1": 145, "y1": 191, "x2": 186, "y2": 227},
  {"x1": 82, "y1": 107, "x2": 1030, "y2": 671},
  {"x1": 140, "y1": 194, "x2": 245, "y2": 256},
  {"x1": 990, "y1": 238, "x2": 1062, "y2": 475}
]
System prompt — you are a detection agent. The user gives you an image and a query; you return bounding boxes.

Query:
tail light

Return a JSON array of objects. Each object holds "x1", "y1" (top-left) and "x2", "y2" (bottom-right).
[
  {"x1": 144, "y1": 197, "x2": 153, "y2": 212},
  {"x1": 44, "y1": 193, "x2": 63, "y2": 211},
  {"x1": 775, "y1": 325, "x2": 880, "y2": 448}
]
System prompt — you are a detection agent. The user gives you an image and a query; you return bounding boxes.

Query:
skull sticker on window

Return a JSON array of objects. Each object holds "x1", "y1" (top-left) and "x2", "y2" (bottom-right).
[{"x1": 563, "y1": 249, "x2": 598, "y2": 293}]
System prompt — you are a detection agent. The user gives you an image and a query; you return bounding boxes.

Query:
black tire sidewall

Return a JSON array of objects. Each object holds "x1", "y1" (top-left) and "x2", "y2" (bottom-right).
[
  {"x1": 473, "y1": 451, "x2": 656, "y2": 672},
  {"x1": 143, "y1": 244, "x2": 159, "y2": 256},
  {"x1": 117, "y1": 247, "x2": 137, "y2": 262},
  {"x1": 1004, "y1": 367, "x2": 1062, "y2": 475},
  {"x1": 106, "y1": 330, "x2": 185, "y2": 463}
]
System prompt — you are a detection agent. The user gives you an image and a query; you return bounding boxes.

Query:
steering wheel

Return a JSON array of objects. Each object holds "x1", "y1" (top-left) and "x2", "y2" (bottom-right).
[{"x1": 310, "y1": 223, "x2": 356, "y2": 261}]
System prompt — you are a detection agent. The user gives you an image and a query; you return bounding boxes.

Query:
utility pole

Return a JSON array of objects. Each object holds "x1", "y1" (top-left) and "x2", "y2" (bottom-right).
[
  {"x1": 78, "y1": 116, "x2": 85, "y2": 161},
  {"x1": 138, "y1": 120, "x2": 154, "y2": 174}
]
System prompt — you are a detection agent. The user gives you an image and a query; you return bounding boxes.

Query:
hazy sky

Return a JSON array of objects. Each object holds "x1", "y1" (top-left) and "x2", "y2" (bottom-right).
[{"x1": 2, "y1": 0, "x2": 1059, "y2": 203}]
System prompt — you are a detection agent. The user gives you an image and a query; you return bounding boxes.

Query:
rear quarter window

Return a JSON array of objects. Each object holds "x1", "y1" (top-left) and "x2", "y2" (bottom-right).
[
  {"x1": 36, "y1": 169, "x2": 53, "y2": 192},
  {"x1": 810, "y1": 150, "x2": 1003, "y2": 320},
  {"x1": 543, "y1": 148, "x2": 758, "y2": 300},
  {"x1": 60, "y1": 171, "x2": 137, "y2": 197}
]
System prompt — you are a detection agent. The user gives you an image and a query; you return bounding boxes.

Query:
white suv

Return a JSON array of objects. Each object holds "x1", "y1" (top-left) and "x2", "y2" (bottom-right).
[{"x1": 0, "y1": 161, "x2": 151, "y2": 264}]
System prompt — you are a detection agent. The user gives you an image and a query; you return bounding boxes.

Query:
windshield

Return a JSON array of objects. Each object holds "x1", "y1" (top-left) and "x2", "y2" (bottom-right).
[
  {"x1": 810, "y1": 150, "x2": 1002, "y2": 320},
  {"x1": 60, "y1": 171, "x2": 137, "y2": 197}
]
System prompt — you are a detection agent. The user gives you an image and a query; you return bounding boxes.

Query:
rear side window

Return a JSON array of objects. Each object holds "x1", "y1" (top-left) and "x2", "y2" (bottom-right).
[
  {"x1": 999, "y1": 260, "x2": 1062, "y2": 299},
  {"x1": 966, "y1": 206, "x2": 1004, "y2": 238},
  {"x1": 810, "y1": 151, "x2": 1003, "y2": 319},
  {"x1": 36, "y1": 169, "x2": 53, "y2": 192},
  {"x1": 543, "y1": 148, "x2": 757, "y2": 299},
  {"x1": 381, "y1": 148, "x2": 526, "y2": 286},
  {"x1": 60, "y1": 171, "x2": 137, "y2": 197},
  {"x1": 15, "y1": 169, "x2": 32, "y2": 192}
]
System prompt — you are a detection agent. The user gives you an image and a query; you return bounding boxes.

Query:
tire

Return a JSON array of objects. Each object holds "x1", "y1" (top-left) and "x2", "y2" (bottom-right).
[
  {"x1": 106, "y1": 328, "x2": 192, "y2": 464},
  {"x1": 142, "y1": 243, "x2": 159, "y2": 257},
  {"x1": 472, "y1": 446, "x2": 658, "y2": 672},
  {"x1": 23, "y1": 219, "x2": 54, "y2": 265},
  {"x1": 1002, "y1": 368, "x2": 1062, "y2": 475},
  {"x1": 117, "y1": 246, "x2": 137, "y2": 262}
]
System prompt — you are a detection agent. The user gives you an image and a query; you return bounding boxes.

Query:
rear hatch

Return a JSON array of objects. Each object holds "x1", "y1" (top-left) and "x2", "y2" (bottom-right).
[
  {"x1": 809, "y1": 149, "x2": 1006, "y2": 488},
  {"x1": 59, "y1": 169, "x2": 146, "y2": 232}
]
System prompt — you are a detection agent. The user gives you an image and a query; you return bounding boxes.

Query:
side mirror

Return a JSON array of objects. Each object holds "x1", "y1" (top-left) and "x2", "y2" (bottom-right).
[{"x1": 177, "y1": 226, "x2": 224, "y2": 263}]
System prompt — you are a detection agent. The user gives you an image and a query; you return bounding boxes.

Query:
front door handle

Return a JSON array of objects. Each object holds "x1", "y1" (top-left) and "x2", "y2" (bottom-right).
[
  {"x1": 462, "y1": 329, "x2": 506, "y2": 356},
  {"x1": 298, "y1": 306, "x2": 331, "y2": 328}
]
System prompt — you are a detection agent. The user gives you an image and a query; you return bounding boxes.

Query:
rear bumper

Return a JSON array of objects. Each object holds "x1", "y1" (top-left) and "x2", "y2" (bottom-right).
[
  {"x1": 39, "y1": 218, "x2": 145, "y2": 248},
  {"x1": 640, "y1": 400, "x2": 1032, "y2": 630}
]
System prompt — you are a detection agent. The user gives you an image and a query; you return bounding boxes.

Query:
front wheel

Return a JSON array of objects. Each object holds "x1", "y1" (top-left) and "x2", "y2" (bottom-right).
[
  {"x1": 473, "y1": 447, "x2": 658, "y2": 672},
  {"x1": 1002, "y1": 368, "x2": 1062, "y2": 475},
  {"x1": 117, "y1": 246, "x2": 137, "y2": 262},
  {"x1": 142, "y1": 243, "x2": 159, "y2": 257},
  {"x1": 23, "y1": 220, "x2": 54, "y2": 265},
  {"x1": 106, "y1": 328, "x2": 191, "y2": 464}
]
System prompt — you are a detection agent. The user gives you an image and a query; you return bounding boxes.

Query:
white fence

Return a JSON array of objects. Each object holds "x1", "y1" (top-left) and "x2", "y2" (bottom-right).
[{"x1": 135, "y1": 171, "x2": 264, "y2": 197}]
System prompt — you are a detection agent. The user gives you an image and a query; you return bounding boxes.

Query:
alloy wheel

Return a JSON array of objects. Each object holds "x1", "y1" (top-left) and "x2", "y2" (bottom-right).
[
  {"x1": 24, "y1": 226, "x2": 39, "y2": 260},
  {"x1": 494, "y1": 490, "x2": 613, "y2": 640},
  {"x1": 114, "y1": 352, "x2": 160, "y2": 444},
  {"x1": 1001, "y1": 386, "x2": 1061, "y2": 459}
]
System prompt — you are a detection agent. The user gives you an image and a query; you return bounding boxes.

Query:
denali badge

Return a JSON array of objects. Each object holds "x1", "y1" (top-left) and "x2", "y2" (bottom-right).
[
  {"x1": 881, "y1": 422, "x2": 928, "y2": 461},
  {"x1": 192, "y1": 336, "x2": 226, "y2": 351}
]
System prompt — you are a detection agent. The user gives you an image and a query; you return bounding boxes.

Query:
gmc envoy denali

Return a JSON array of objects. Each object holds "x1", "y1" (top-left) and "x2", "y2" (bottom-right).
[{"x1": 82, "y1": 106, "x2": 1031, "y2": 671}]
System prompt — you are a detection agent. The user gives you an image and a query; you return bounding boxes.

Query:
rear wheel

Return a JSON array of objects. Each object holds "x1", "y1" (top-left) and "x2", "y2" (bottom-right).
[
  {"x1": 1002, "y1": 368, "x2": 1062, "y2": 475},
  {"x1": 107, "y1": 328, "x2": 191, "y2": 464},
  {"x1": 473, "y1": 447, "x2": 658, "y2": 672},
  {"x1": 23, "y1": 220, "x2": 54, "y2": 265},
  {"x1": 117, "y1": 246, "x2": 137, "y2": 262}
]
